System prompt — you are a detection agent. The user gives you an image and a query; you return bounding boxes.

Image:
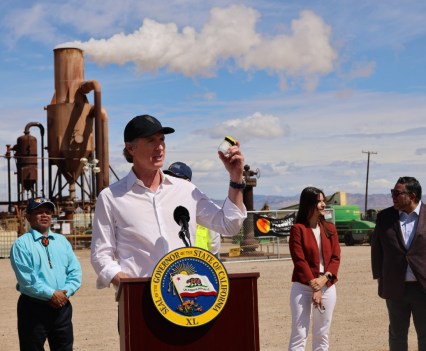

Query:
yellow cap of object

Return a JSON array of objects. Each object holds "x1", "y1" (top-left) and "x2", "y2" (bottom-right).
[{"x1": 224, "y1": 136, "x2": 236, "y2": 146}]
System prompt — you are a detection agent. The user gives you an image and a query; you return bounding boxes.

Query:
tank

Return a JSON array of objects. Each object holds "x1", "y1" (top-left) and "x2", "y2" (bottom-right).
[
  {"x1": 46, "y1": 48, "x2": 95, "y2": 187},
  {"x1": 14, "y1": 132, "x2": 38, "y2": 191}
]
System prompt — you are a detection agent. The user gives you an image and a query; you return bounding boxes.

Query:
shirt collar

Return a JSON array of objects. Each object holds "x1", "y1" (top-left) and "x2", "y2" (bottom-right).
[
  {"x1": 29, "y1": 228, "x2": 53, "y2": 241},
  {"x1": 125, "y1": 169, "x2": 138, "y2": 190},
  {"x1": 163, "y1": 173, "x2": 182, "y2": 185},
  {"x1": 126, "y1": 168, "x2": 175, "y2": 190},
  {"x1": 414, "y1": 200, "x2": 422, "y2": 216},
  {"x1": 399, "y1": 200, "x2": 422, "y2": 219}
]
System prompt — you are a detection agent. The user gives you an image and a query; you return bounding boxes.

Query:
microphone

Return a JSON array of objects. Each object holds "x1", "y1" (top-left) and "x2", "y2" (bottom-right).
[{"x1": 173, "y1": 206, "x2": 191, "y2": 247}]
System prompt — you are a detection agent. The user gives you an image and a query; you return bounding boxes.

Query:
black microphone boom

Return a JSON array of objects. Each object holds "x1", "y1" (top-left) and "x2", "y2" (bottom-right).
[{"x1": 173, "y1": 206, "x2": 191, "y2": 247}]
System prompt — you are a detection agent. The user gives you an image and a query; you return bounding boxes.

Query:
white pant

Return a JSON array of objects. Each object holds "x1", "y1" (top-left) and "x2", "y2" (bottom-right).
[{"x1": 288, "y1": 282, "x2": 337, "y2": 351}]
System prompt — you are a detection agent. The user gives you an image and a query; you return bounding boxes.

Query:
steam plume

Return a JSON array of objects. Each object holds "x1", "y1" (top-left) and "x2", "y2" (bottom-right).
[{"x1": 57, "y1": 6, "x2": 337, "y2": 89}]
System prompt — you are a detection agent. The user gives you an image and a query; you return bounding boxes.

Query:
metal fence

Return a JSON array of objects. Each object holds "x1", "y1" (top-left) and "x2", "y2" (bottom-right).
[
  {"x1": 52, "y1": 212, "x2": 94, "y2": 250},
  {"x1": 0, "y1": 216, "x2": 20, "y2": 258},
  {"x1": 59, "y1": 209, "x2": 297, "y2": 257},
  {"x1": 0, "y1": 212, "x2": 94, "y2": 257},
  {"x1": 219, "y1": 209, "x2": 295, "y2": 261},
  {"x1": 0, "y1": 209, "x2": 297, "y2": 260}
]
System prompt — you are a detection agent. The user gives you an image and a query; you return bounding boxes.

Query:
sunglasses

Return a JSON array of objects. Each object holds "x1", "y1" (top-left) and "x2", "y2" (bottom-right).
[{"x1": 390, "y1": 189, "x2": 409, "y2": 197}]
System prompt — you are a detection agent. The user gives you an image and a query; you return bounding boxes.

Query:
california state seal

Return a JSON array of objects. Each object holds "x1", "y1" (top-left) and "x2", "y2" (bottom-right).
[{"x1": 150, "y1": 247, "x2": 229, "y2": 327}]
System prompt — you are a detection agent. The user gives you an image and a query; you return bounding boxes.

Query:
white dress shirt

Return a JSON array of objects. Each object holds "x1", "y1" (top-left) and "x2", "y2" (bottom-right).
[{"x1": 91, "y1": 169, "x2": 246, "y2": 288}]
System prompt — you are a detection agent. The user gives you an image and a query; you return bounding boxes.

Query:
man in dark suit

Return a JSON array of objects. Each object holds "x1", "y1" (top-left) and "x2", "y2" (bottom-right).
[{"x1": 371, "y1": 176, "x2": 426, "y2": 351}]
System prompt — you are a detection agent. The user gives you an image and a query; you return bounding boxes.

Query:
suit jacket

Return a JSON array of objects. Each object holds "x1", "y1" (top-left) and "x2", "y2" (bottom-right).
[
  {"x1": 371, "y1": 203, "x2": 426, "y2": 299},
  {"x1": 289, "y1": 221, "x2": 341, "y2": 286}
]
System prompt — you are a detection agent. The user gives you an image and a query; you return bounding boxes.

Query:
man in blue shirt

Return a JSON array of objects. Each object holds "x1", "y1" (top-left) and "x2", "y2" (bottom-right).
[{"x1": 10, "y1": 197, "x2": 82, "y2": 351}]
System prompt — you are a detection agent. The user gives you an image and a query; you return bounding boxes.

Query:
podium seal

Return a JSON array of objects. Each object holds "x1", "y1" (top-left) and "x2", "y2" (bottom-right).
[{"x1": 151, "y1": 247, "x2": 229, "y2": 327}]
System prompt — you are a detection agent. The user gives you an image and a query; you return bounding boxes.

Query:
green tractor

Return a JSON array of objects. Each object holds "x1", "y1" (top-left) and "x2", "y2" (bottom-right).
[{"x1": 326, "y1": 204, "x2": 375, "y2": 246}]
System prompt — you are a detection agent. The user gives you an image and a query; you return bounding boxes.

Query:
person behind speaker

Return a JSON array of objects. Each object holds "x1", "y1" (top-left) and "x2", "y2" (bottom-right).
[
  {"x1": 163, "y1": 161, "x2": 222, "y2": 258},
  {"x1": 90, "y1": 114, "x2": 246, "y2": 289}
]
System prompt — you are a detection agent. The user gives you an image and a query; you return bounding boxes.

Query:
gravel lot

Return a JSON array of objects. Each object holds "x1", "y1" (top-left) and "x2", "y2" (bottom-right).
[{"x1": 0, "y1": 245, "x2": 418, "y2": 350}]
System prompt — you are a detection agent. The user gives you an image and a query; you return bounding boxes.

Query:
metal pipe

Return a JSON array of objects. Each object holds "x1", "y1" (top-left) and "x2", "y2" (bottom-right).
[
  {"x1": 6, "y1": 145, "x2": 12, "y2": 212},
  {"x1": 48, "y1": 158, "x2": 53, "y2": 199},
  {"x1": 24, "y1": 122, "x2": 46, "y2": 198},
  {"x1": 78, "y1": 80, "x2": 110, "y2": 195}
]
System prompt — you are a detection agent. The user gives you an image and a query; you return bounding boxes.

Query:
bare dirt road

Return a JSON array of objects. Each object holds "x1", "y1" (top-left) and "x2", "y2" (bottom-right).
[{"x1": 0, "y1": 245, "x2": 417, "y2": 350}]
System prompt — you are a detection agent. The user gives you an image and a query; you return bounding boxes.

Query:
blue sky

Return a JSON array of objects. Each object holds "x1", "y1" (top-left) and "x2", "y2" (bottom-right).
[{"x1": 1, "y1": 0, "x2": 426, "y2": 205}]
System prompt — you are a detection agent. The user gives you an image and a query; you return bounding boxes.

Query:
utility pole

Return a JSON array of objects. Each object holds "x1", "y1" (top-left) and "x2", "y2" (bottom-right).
[{"x1": 362, "y1": 150, "x2": 377, "y2": 217}]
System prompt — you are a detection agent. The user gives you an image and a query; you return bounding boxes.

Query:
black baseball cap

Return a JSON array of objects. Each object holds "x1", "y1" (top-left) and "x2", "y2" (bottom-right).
[
  {"x1": 164, "y1": 162, "x2": 192, "y2": 181},
  {"x1": 124, "y1": 114, "x2": 175, "y2": 142},
  {"x1": 26, "y1": 198, "x2": 55, "y2": 213}
]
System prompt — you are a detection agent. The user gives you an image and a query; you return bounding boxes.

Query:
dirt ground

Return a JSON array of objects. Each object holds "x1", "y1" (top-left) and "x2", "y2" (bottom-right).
[{"x1": 0, "y1": 245, "x2": 418, "y2": 350}]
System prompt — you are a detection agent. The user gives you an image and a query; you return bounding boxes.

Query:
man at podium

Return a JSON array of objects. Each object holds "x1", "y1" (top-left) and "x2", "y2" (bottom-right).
[{"x1": 90, "y1": 114, "x2": 246, "y2": 289}]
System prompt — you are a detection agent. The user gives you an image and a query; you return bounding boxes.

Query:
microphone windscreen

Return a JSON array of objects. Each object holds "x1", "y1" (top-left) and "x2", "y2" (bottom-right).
[{"x1": 173, "y1": 206, "x2": 190, "y2": 225}]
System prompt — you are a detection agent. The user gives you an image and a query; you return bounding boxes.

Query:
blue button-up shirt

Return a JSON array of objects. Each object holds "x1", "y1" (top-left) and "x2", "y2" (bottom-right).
[
  {"x1": 10, "y1": 228, "x2": 82, "y2": 301},
  {"x1": 399, "y1": 201, "x2": 421, "y2": 281}
]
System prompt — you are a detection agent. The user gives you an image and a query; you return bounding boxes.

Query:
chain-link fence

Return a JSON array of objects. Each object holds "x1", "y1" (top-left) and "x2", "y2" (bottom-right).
[
  {"x1": 0, "y1": 215, "x2": 20, "y2": 258},
  {"x1": 0, "y1": 211, "x2": 94, "y2": 256},
  {"x1": 52, "y1": 211, "x2": 94, "y2": 250},
  {"x1": 219, "y1": 209, "x2": 296, "y2": 261}
]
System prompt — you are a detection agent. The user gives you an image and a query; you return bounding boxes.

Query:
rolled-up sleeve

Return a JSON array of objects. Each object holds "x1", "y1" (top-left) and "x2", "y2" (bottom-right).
[{"x1": 196, "y1": 194, "x2": 247, "y2": 237}]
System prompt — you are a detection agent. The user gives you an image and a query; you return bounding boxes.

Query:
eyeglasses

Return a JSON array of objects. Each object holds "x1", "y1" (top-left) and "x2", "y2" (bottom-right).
[{"x1": 390, "y1": 189, "x2": 408, "y2": 197}]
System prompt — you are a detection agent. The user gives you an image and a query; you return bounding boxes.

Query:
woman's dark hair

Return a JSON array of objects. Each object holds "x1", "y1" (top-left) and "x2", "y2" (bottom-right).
[
  {"x1": 295, "y1": 187, "x2": 325, "y2": 225},
  {"x1": 295, "y1": 186, "x2": 333, "y2": 237},
  {"x1": 397, "y1": 176, "x2": 422, "y2": 202}
]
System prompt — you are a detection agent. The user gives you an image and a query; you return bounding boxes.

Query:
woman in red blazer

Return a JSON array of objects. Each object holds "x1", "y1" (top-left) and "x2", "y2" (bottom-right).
[{"x1": 288, "y1": 187, "x2": 341, "y2": 351}]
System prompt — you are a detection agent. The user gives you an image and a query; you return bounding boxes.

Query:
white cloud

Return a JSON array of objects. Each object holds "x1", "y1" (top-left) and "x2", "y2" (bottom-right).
[
  {"x1": 371, "y1": 178, "x2": 393, "y2": 189},
  {"x1": 57, "y1": 6, "x2": 336, "y2": 90},
  {"x1": 2, "y1": 4, "x2": 61, "y2": 46},
  {"x1": 240, "y1": 10, "x2": 336, "y2": 74},
  {"x1": 207, "y1": 112, "x2": 288, "y2": 142},
  {"x1": 185, "y1": 159, "x2": 216, "y2": 173},
  {"x1": 1, "y1": 0, "x2": 426, "y2": 203},
  {"x1": 58, "y1": 5, "x2": 261, "y2": 77},
  {"x1": 343, "y1": 61, "x2": 376, "y2": 80}
]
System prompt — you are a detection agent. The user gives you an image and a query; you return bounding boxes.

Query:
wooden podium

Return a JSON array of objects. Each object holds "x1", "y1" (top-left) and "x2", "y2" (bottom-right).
[{"x1": 116, "y1": 272, "x2": 260, "y2": 350}]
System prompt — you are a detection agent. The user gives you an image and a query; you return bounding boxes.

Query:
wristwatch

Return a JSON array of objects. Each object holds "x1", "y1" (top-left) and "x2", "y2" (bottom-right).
[
  {"x1": 324, "y1": 272, "x2": 333, "y2": 282},
  {"x1": 229, "y1": 179, "x2": 246, "y2": 189}
]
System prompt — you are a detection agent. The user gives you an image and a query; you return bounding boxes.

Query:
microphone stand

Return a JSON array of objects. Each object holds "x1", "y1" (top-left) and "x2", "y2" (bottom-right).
[{"x1": 178, "y1": 228, "x2": 190, "y2": 247}]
